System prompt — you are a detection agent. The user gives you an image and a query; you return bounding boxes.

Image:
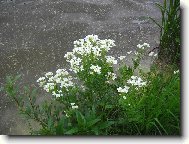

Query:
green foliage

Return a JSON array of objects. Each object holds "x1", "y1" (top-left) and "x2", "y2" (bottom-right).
[
  {"x1": 4, "y1": 65, "x2": 180, "y2": 135},
  {"x1": 150, "y1": 0, "x2": 180, "y2": 64},
  {"x1": 119, "y1": 66, "x2": 180, "y2": 135}
]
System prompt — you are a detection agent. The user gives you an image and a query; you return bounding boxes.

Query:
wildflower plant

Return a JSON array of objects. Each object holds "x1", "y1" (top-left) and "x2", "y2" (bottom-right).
[
  {"x1": 36, "y1": 35, "x2": 149, "y2": 111},
  {"x1": 4, "y1": 35, "x2": 180, "y2": 135}
]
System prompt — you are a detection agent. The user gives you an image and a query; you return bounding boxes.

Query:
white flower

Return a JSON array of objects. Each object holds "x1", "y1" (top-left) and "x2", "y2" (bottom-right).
[
  {"x1": 105, "y1": 56, "x2": 117, "y2": 65},
  {"x1": 117, "y1": 86, "x2": 130, "y2": 93},
  {"x1": 174, "y1": 70, "x2": 179, "y2": 74},
  {"x1": 73, "y1": 40, "x2": 80, "y2": 46},
  {"x1": 117, "y1": 87, "x2": 123, "y2": 93},
  {"x1": 131, "y1": 76, "x2": 137, "y2": 80},
  {"x1": 72, "y1": 105, "x2": 78, "y2": 109},
  {"x1": 60, "y1": 77, "x2": 74, "y2": 89},
  {"x1": 134, "y1": 51, "x2": 139, "y2": 55},
  {"x1": 123, "y1": 96, "x2": 127, "y2": 99},
  {"x1": 124, "y1": 85, "x2": 130, "y2": 90},
  {"x1": 68, "y1": 57, "x2": 83, "y2": 73},
  {"x1": 137, "y1": 43, "x2": 150, "y2": 49},
  {"x1": 55, "y1": 77, "x2": 61, "y2": 83},
  {"x1": 92, "y1": 47, "x2": 101, "y2": 56},
  {"x1": 43, "y1": 83, "x2": 55, "y2": 92},
  {"x1": 98, "y1": 39, "x2": 115, "y2": 51},
  {"x1": 58, "y1": 90, "x2": 62, "y2": 93},
  {"x1": 84, "y1": 34, "x2": 99, "y2": 42},
  {"x1": 118, "y1": 56, "x2": 126, "y2": 60},
  {"x1": 70, "y1": 103, "x2": 75, "y2": 106},
  {"x1": 56, "y1": 69, "x2": 69, "y2": 76},
  {"x1": 127, "y1": 76, "x2": 147, "y2": 87},
  {"x1": 106, "y1": 39, "x2": 116, "y2": 48},
  {"x1": 90, "y1": 65, "x2": 101, "y2": 74},
  {"x1": 149, "y1": 52, "x2": 154, "y2": 56},
  {"x1": 106, "y1": 72, "x2": 117, "y2": 80},
  {"x1": 64, "y1": 111, "x2": 69, "y2": 117},
  {"x1": 143, "y1": 43, "x2": 150, "y2": 48},
  {"x1": 48, "y1": 76, "x2": 55, "y2": 82},
  {"x1": 137, "y1": 44, "x2": 143, "y2": 49},
  {"x1": 140, "y1": 82, "x2": 147, "y2": 86},
  {"x1": 70, "y1": 57, "x2": 81, "y2": 66},
  {"x1": 52, "y1": 90, "x2": 63, "y2": 98},
  {"x1": 64, "y1": 52, "x2": 74, "y2": 59},
  {"x1": 112, "y1": 73, "x2": 117, "y2": 80},
  {"x1": 45, "y1": 72, "x2": 53, "y2": 78},
  {"x1": 154, "y1": 53, "x2": 158, "y2": 57},
  {"x1": 55, "y1": 93, "x2": 61, "y2": 97},
  {"x1": 37, "y1": 77, "x2": 45, "y2": 82},
  {"x1": 37, "y1": 77, "x2": 46, "y2": 87},
  {"x1": 127, "y1": 51, "x2": 132, "y2": 54}
]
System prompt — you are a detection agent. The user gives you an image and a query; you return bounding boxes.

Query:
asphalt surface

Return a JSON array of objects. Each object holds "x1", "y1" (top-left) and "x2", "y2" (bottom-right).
[{"x1": 0, "y1": 0, "x2": 162, "y2": 135}]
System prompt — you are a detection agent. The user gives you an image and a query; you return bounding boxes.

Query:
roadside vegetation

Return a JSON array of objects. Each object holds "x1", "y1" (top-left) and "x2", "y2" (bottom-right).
[{"x1": 1, "y1": 0, "x2": 180, "y2": 135}]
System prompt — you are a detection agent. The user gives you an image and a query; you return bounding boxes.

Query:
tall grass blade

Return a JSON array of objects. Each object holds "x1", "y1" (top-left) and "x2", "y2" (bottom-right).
[{"x1": 154, "y1": 118, "x2": 168, "y2": 135}]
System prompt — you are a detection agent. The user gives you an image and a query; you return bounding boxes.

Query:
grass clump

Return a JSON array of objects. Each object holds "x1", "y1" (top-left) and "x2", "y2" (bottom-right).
[{"x1": 150, "y1": 0, "x2": 181, "y2": 65}]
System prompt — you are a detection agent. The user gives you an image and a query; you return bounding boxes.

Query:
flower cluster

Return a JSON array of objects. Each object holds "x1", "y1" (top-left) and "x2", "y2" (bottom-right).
[
  {"x1": 64, "y1": 35, "x2": 116, "y2": 73},
  {"x1": 105, "y1": 72, "x2": 117, "y2": 84},
  {"x1": 36, "y1": 77, "x2": 46, "y2": 87},
  {"x1": 90, "y1": 65, "x2": 101, "y2": 74},
  {"x1": 105, "y1": 56, "x2": 118, "y2": 65},
  {"x1": 106, "y1": 72, "x2": 117, "y2": 80},
  {"x1": 37, "y1": 35, "x2": 149, "y2": 104},
  {"x1": 174, "y1": 70, "x2": 179, "y2": 74},
  {"x1": 70, "y1": 103, "x2": 78, "y2": 109},
  {"x1": 117, "y1": 86, "x2": 130, "y2": 94},
  {"x1": 36, "y1": 69, "x2": 74, "y2": 98},
  {"x1": 127, "y1": 76, "x2": 147, "y2": 87}
]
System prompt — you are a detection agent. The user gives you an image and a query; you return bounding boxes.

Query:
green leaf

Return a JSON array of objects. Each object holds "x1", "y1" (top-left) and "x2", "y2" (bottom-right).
[
  {"x1": 25, "y1": 106, "x2": 32, "y2": 114},
  {"x1": 87, "y1": 118, "x2": 101, "y2": 128},
  {"x1": 91, "y1": 127, "x2": 99, "y2": 135},
  {"x1": 65, "y1": 128, "x2": 79, "y2": 135},
  {"x1": 98, "y1": 121, "x2": 114, "y2": 130},
  {"x1": 76, "y1": 111, "x2": 86, "y2": 127},
  {"x1": 149, "y1": 17, "x2": 163, "y2": 29},
  {"x1": 154, "y1": 118, "x2": 168, "y2": 135},
  {"x1": 105, "y1": 105, "x2": 113, "y2": 109},
  {"x1": 31, "y1": 89, "x2": 37, "y2": 104},
  {"x1": 48, "y1": 118, "x2": 53, "y2": 130},
  {"x1": 56, "y1": 117, "x2": 65, "y2": 134}
]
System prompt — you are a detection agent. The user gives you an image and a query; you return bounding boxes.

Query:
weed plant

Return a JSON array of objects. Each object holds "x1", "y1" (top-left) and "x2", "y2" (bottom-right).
[{"x1": 3, "y1": 35, "x2": 180, "y2": 135}]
